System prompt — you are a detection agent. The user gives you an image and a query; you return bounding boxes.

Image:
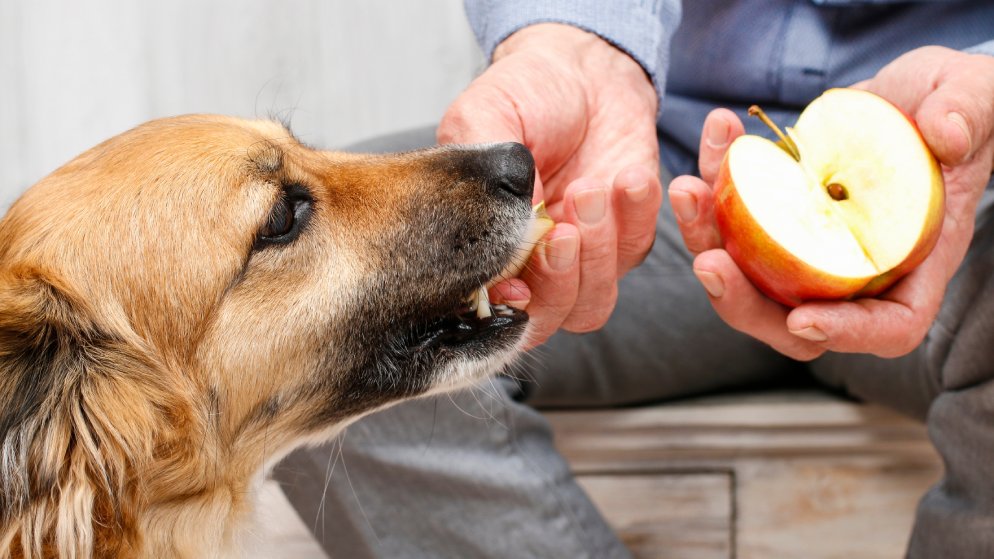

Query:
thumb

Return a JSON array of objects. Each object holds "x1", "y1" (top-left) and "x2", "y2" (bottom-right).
[
  {"x1": 915, "y1": 61, "x2": 994, "y2": 166},
  {"x1": 437, "y1": 82, "x2": 524, "y2": 146}
]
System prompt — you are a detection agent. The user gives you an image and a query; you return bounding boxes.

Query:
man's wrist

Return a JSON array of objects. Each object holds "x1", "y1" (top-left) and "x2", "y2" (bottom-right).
[
  {"x1": 493, "y1": 23, "x2": 657, "y2": 115},
  {"x1": 494, "y1": 23, "x2": 602, "y2": 61}
]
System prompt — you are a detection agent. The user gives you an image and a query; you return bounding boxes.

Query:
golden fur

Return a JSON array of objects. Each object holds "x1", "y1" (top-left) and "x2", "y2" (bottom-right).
[{"x1": 0, "y1": 116, "x2": 534, "y2": 558}]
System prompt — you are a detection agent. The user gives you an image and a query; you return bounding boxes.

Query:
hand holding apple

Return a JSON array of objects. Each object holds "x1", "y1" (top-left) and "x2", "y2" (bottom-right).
[{"x1": 669, "y1": 46, "x2": 994, "y2": 360}]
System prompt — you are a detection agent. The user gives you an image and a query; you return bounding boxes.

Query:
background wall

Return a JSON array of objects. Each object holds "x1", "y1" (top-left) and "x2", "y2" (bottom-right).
[{"x1": 0, "y1": 0, "x2": 483, "y2": 211}]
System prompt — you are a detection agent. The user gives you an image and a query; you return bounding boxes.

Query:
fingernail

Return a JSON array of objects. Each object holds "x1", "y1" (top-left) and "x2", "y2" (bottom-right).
[
  {"x1": 947, "y1": 112, "x2": 973, "y2": 163},
  {"x1": 694, "y1": 269, "x2": 724, "y2": 298},
  {"x1": 790, "y1": 326, "x2": 828, "y2": 342},
  {"x1": 706, "y1": 117, "x2": 731, "y2": 149},
  {"x1": 575, "y1": 188, "x2": 607, "y2": 224},
  {"x1": 545, "y1": 235, "x2": 578, "y2": 272},
  {"x1": 625, "y1": 180, "x2": 651, "y2": 203},
  {"x1": 671, "y1": 190, "x2": 698, "y2": 223}
]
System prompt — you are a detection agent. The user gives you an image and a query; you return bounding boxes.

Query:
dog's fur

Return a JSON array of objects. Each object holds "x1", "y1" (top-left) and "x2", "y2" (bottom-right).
[{"x1": 0, "y1": 115, "x2": 535, "y2": 558}]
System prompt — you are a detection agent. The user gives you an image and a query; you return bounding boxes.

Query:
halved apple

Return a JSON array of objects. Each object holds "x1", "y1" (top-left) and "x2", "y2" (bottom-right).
[{"x1": 713, "y1": 88, "x2": 944, "y2": 307}]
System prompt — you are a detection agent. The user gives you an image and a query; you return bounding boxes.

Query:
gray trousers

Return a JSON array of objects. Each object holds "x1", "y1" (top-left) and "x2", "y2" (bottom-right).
[{"x1": 274, "y1": 128, "x2": 994, "y2": 559}]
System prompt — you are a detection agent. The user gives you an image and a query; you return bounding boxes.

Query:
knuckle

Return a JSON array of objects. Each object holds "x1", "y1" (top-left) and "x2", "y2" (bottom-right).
[
  {"x1": 563, "y1": 315, "x2": 609, "y2": 333},
  {"x1": 894, "y1": 331, "x2": 928, "y2": 358},
  {"x1": 563, "y1": 292, "x2": 618, "y2": 333},
  {"x1": 792, "y1": 346, "x2": 826, "y2": 362},
  {"x1": 523, "y1": 325, "x2": 554, "y2": 349},
  {"x1": 684, "y1": 233, "x2": 715, "y2": 256},
  {"x1": 618, "y1": 233, "x2": 655, "y2": 267},
  {"x1": 775, "y1": 339, "x2": 824, "y2": 361},
  {"x1": 580, "y1": 237, "x2": 617, "y2": 268}
]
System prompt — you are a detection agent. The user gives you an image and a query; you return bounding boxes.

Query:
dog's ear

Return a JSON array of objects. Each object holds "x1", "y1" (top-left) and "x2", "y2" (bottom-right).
[{"x1": 0, "y1": 267, "x2": 169, "y2": 557}]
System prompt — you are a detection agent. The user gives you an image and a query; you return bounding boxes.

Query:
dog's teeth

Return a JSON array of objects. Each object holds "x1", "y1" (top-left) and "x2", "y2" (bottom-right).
[
  {"x1": 474, "y1": 288, "x2": 492, "y2": 319},
  {"x1": 469, "y1": 204, "x2": 552, "y2": 321}
]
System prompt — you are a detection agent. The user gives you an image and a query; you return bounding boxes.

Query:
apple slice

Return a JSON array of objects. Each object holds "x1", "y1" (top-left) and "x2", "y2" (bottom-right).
[
  {"x1": 713, "y1": 88, "x2": 944, "y2": 307},
  {"x1": 471, "y1": 202, "x2": 554, "y2": 318}
]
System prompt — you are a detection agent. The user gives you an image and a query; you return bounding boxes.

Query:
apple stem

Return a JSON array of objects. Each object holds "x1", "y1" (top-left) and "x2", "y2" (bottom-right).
[{"x1": 747, "y1": 105, "x2": 801, "y2": 161}]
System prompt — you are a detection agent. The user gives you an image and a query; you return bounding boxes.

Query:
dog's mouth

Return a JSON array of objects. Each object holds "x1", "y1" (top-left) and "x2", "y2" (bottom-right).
[
  {"x1": 405, "y1": 206, "x2": 552, "y2": 353},
  {"x1": 410, "y1": 295, "x2": 528, "y2": 352}
]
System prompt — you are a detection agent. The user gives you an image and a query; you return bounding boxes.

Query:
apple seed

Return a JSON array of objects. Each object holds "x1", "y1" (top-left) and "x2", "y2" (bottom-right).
[{"x1": 826, "y1": 183, "x2": 849, "y2": 201}]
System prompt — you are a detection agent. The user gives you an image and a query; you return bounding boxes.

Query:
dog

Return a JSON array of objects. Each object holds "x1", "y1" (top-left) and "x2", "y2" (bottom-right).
[{"x1": 0, "y1": 115, "x2": 537, "y2": 558}]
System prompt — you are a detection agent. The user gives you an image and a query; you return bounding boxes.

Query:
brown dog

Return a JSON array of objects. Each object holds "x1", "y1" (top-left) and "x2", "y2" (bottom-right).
[{"x1": 0, "y1": 115, "x2": 536, "y2": 558}]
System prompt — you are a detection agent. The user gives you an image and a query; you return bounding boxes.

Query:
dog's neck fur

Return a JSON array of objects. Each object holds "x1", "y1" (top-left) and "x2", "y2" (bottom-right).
[
  {"x1": 3, "y1": 378, "x2": 317, "y2": 559},
  {"x1": 131, "y1": 401, "x2": 325, "y2": 559}
]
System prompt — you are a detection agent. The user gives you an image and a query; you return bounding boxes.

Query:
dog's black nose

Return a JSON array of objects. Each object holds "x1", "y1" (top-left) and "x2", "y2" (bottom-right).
[{"x1": 486, "y1": 142, "x2": 535, "y2": 199}]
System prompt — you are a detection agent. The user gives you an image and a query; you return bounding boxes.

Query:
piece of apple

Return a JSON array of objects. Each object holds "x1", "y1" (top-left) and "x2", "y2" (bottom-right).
[
  {"x1": 472, "y1": 202, "x2": 554, "y2": 318},
  {"x1": 713, "y1": 88, "x2": 944, "y2": 307}
]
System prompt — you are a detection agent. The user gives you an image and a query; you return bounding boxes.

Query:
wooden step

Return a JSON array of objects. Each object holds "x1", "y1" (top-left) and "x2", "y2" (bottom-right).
[{"x1": 545, "y1": 391, "x2": 942, "y2": 559}]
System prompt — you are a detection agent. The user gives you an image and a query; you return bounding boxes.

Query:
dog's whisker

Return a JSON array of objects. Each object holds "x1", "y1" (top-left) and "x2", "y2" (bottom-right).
[
  {"x1": 420, "y1": 399, "x2": 440, "y2": 456},
  {"x1": 338, "y1": 450, "x2": 385, "y2": 552},
  {"x1": 314, "y1": 433, "x2": 344, "y2": 541}
]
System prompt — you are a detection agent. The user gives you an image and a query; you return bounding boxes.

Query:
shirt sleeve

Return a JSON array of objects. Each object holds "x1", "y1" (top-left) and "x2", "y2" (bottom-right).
[
  {"x1": 463, "y1": 0, "x2": 682, "y2": 110},
  {"x1": 966, "y1": 40, "x2": 994, "y2": 57}
]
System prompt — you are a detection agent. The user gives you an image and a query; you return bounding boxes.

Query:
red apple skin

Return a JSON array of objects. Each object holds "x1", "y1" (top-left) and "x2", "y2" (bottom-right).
[
  {"x1": 712, "y1": 154, "x2": 873, "y2": 307},
  {"x1": 712, "y1": 131, "x2": 945, "y2": 307}
]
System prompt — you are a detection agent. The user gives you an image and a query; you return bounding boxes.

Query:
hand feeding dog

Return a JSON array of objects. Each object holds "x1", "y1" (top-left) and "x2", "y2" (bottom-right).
[{"x1": 0, "y1": 115, "x2": 550, "y2": 558}]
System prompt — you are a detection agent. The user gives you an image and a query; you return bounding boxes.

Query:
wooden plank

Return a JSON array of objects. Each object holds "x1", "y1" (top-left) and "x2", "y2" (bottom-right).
[
  {"x1": 577, "y1": 473, "x2": 732, "y2": 559},
  {"x1": 736, "y1": 459, "x2": 939, "y2": 559},
  {"x1": 546, "y1": 391, "x2": 943, "y2": 558},
  {"x1": 546, "y1": 391, "x2": 938, "y2": 473}
]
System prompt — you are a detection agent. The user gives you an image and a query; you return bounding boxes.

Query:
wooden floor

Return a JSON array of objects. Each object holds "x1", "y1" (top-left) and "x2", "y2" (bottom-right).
[
  {"x1": 253, "y1": 390, "x2": 941, "y2": 558},
  {"x1": 547, "y1": 391, "x2": 942, "y2": 558}
]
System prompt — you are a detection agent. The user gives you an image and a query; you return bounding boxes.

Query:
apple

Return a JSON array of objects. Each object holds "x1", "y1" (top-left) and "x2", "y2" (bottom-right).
[{"x1": 712, "y1": 88, "x2": 945, "y2": 307}]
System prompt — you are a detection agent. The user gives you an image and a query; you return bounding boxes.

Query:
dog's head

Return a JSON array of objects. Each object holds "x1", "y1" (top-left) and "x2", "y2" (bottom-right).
[{"x1": 0, "y1": 115, "x2": 536, "y2": 556}]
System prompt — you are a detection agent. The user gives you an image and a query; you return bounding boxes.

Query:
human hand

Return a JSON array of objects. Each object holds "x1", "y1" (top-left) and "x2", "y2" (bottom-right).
[
  {"x1": 668, "y1": 46, "x2": 994, "y2": 360},
  {"x1": 438, "y1": 23, "x2": 662, "y2": 348}
]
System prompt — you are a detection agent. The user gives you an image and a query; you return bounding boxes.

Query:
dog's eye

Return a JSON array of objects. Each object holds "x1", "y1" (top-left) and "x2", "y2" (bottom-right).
[
  {"x1": 261, "y1": 198, "x2": 294, "y2": 238},
  {"x1": 255, "y1": 184, "x2": 313, "y2": 249}
]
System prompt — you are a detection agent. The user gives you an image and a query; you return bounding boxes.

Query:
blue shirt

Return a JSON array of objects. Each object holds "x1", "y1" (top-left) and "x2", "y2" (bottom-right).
[{"x1": 464, "y1": 0, "x2": 994, "y2": 175}]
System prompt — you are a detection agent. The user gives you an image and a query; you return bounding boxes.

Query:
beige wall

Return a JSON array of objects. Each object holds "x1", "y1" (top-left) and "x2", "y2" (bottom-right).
[{"x1": 0, "y1": 0, "x2": 483, "y2": 210}]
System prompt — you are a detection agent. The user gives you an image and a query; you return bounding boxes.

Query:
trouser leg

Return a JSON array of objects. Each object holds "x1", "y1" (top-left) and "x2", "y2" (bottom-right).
[
  {"x1": 808, "y1": 182, "x2": 994, "y2": 557},
  {"x1": 277, "y1": 376, "x2": 630, "y2": 558},
  {"x1": 908, "y1": 184, "x2": 994, "y2": 558}
]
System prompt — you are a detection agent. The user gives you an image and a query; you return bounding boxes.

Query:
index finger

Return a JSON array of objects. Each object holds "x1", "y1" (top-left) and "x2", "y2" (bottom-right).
[
  {"x1": 519, "y1": 223, "x2": 581, "y2": 348},
  {"x1": 693, "y1": 249, "x2": 826, "y2": 361}
]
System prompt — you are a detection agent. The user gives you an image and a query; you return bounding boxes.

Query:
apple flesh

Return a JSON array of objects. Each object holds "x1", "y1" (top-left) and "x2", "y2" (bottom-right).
[
  {"x1": 470, "y1": 202, "x2": 554, "y2": 318},
  {"x1": 713, "y1": 88, "x2": 945, "y2": 307}
]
